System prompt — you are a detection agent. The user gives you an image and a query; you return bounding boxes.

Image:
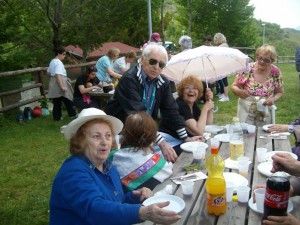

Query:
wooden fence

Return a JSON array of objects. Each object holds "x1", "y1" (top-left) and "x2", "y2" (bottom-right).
[{"x1": 0, "y1": 61, "x2": 96, "y2": 113}]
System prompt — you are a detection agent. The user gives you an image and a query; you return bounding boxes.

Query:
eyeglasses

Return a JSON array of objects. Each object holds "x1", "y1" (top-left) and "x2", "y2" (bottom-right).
[
  {"x1": 256, "y1": 56, "x2": 271, "y2": 64},
  {"x1": 148, "y1": 58, "x2": 166, "y2": 69}
]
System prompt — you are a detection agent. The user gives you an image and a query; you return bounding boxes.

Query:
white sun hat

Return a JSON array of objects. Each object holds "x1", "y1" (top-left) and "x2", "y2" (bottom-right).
[{"x1": 64, "y1": 108, "x2": 123, "y2": 141}]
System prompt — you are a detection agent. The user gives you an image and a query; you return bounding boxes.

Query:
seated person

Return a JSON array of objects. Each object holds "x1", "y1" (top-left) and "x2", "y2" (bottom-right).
[
  {"x1": 268, "y1": 117, "x2": 300, "y2": 160},
  {"x1": 158, "y1": 76, "x2": 213, "y2": 150},
  {"x1": 113, "y1": 50, "x2": 137, "y2": 75},
  {"x1": 109, "y1": 111, "x2": 173, "y2": 191},
  {"x1": 73, "y1": 66, "x2": 101, "y2": 109},
  {"x1": 49, "y1": 108, "x2": 180, "y2": 225}
]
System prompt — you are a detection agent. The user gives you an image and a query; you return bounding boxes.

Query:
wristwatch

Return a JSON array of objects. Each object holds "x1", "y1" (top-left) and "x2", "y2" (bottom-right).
[{"x1": 288, "y1": 125, "x2": 294, "y2": 133}]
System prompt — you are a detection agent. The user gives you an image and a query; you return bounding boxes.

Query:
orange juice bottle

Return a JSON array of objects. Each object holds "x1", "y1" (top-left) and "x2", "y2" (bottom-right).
[{"x1": 206, "y1": 138, "x2": 226, "y2": 215}]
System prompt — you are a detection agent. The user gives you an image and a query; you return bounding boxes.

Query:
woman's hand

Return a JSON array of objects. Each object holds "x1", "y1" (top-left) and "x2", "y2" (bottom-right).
[
  {"x1": 159, "y1": 140, "x2": 178, "y2": 163},
  {"x1": 237, "y1": 88, "x2": 250, "y2": 99},
  {"x1": 133, "y1": 187, "x2": 153, "y2": 202},
  {"x1": 262, "y1": 213, "x2": 300, "y2": 225},
  {"x1": 271, "y1": 153, "x2": 300, "y2": 177},
  {"x1": 139, "y1": 203, "x2": 181, "y2": 224},
  {"x1": 202, "y1": 100, "x2": 214, "y2": 112},
  {"x1": 267, "y1": 124, "x2": 288, "y2": 133},
  {"x1": 205, "y1": 88, "x2": 214, "y2": 101}
]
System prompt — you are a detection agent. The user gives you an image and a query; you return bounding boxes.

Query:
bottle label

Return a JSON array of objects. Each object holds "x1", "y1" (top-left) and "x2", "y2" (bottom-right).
[
  {"x1": 264, "y1": 187, "x2": 289, "y2": 209},
  {"x1": 207, "y1": 193, "x2": 226, "y2": 207}
]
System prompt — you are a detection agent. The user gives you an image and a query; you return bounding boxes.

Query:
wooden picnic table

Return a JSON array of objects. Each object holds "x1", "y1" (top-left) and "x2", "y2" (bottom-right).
[
  {"x1": 137, "y1": 126, "x2": 300, "y2": 225},
  {"x1": 87, "y1": 90, "x2": 113, "y2": 109}
]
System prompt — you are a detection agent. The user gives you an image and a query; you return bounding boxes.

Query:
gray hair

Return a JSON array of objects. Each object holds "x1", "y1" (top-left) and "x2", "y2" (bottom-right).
[
  {"x1": 213, "y1": 33, "x2": 227, "y2": 46},
  {"x1": 179, "y1": 35, "x2": 192, "y2": 50},
  {"x1": 142, "y1": 43, "x2": 168, "y2": 63}
]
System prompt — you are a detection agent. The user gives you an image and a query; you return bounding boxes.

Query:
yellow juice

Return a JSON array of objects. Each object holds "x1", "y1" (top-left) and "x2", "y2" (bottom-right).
[{"x1": 229, "y1": 140, "x2": 244, "y2": 160}]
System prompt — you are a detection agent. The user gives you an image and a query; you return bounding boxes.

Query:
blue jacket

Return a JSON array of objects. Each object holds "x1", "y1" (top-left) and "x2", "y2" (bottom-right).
[{"x1": 49, "y1": 156, "x2": 142, "y2": 225}]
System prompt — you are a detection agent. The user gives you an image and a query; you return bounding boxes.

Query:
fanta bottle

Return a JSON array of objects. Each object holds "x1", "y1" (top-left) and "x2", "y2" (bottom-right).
[{"x1": 206, "y1": 138, "x2": 226, "y2": 215}]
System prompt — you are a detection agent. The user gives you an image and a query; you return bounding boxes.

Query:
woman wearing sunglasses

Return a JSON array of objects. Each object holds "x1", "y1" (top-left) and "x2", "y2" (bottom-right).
[
  {"x1": 231, "y1": 44, "x2": 284, "y2": 126},
  {"x1": 105, "y1": 43, "x2": 201, "y2": 163}
]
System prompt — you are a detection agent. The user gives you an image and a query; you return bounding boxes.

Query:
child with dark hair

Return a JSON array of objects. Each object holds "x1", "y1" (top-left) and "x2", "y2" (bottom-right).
[{"x1": 109, "y1": 111, "x2": 173, "y2": 191}]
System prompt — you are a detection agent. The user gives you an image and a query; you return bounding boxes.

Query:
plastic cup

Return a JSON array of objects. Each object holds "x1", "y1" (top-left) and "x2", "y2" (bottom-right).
[
  {"x1": 256, "y1": 147, "x2": 267, "y2": 163},
  {"x1": 181, "y1": 180, "x2": 194, "y2": 199},
  {"x1": 254, "y1": 188, "x2": 265, "y2": 212},
  {"x1": 193, "y1": 146, "x2": 206, "y2": 162},
  {"x1": 247, "y1": 125, "x2": 256, "y2": 135},
  {"x1": 226, "y1": 181, "x2": 235, "y2": 202},
  {"x1": 237, "y1": 186, "x2": 251, "y2": 204},
  {"x1": 210, "y1": 138, "x2": 219, "y2": 149},
  {"x1": 237, "y1": 156, "x2": 249, "y2": 178}
]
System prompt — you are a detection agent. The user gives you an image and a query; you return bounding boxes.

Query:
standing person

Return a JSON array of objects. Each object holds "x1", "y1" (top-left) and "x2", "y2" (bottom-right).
[
  {"x1": 73, "y1": 66, "x2": 102, "y2": 110},
  {"x1": 203, "y1": 35, "x2": 213, "y2": 46},
  {"x1": 96, "y1": 47, "x2": 122, "y2": 84},
  {"x1": 143, "y1": 32, "x2": 162, "y2": 49},
  {"x1": 113, "y1": 50, "x2": 137, "y2": 75},
  {"x1": 231, "y1": 44, "x2": 284, "y2": 126},
  {"x1": 178, "y1": 35, "x2": 192, "y2": 52},
  {"x1": 105, "y1": 43, "x2": 201, "y2": 163},
  {"x1": 110, "y1": 111, "x2": 173, "y2": 191},
  {"x1": 49, "y1": 108, "x2": 181, "y2": 225},
  {"x1": 47, "y1": 47, "x2": 77, "y2": 121},
  {"x1": 213, "y1": 33, "x2": 230, "y2": 102},
  {"x1": 295, "y1": 46, "x2": 300, "y2": 72}
]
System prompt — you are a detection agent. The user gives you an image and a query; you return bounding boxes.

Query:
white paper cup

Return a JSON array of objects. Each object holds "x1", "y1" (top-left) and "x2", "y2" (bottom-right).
[
  {"x1": 226, "y1": 181, "x2": 235, "y2": 202},
  {"x1": 237, "y1": 156, "x2": 249, "y2": 178},
  {"x1": 247, "y1": 125, "x2": 256, "y2": 135},
  {"x1": 254, "y1": 188, "x2": 265, "y2": 212},
  {"x1": 237, "y1": 186, "x2": 251, "y2": 203},
  {"x1": 256, "y1": 148, "x2": 267, "y2": 163},
  {"x1": 210, "y1": 138, "x2": 219, "y2": 149},
  {"x1": 181, "y1": 180, "x2": 194, "y2": 198}
]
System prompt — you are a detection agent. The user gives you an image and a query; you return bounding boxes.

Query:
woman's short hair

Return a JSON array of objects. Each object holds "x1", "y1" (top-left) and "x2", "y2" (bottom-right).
[
  {"x1": 179, "y1": 35, "x2": 192, "y2": 50},
  {"x1": 121, "y1": 111, "x2": 157, "y2": 151},
  {"x1": 213, "y1": 33, "x2": 227, "y2": 46},
  {"x1": 255, "y1": 44, "x2": 277, "y2": 63},
  {"x1": 125, "y1": 50, "x2": 137, "y2": 59},
  {"x1": 142, "y1": 43, "x2": 168, "y2": 63},
  {"x1": 55, "y1": 46, "x2": 66, "y2": 56},
  {"x1": 69, "y1": 118, "x2": 115, "y2": 155},
  {"x1": 177, "y1": 76, "x2": 204, "y2": 100},
  {"x1": 107, "y1": 47, "x2": 120, "y2": 59}
]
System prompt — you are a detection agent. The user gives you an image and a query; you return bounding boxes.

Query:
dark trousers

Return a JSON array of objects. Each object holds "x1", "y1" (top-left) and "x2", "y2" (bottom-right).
[
  {"x1": 52, "y1": 97, "x2": 76, "y2": 121},
  {"x1": 73, "y1": 97, "x2": 100, "y2": 110}
]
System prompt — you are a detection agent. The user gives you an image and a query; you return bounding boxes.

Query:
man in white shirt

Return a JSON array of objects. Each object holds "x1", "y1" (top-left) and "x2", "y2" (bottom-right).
[{"x1": 113, "y1": 51, "x2": 137, "y2": 75}]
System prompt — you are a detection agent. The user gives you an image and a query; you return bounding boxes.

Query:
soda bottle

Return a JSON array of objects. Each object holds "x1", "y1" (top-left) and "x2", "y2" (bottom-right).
[
  {"x1": 206, "y1": 138, "x2": 226, "y2": 215},
  {"x1": 229, "y1": 117, "x2": 244, "y2": 160},
  {"x1": 263, "y1": 172, "x2": 290, "y2": 220}
]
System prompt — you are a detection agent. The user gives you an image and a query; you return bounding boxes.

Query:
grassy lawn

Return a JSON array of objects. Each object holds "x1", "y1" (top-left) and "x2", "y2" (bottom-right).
[{"x1": 0, "y1": 63, "x2": 299, "y2": 224}]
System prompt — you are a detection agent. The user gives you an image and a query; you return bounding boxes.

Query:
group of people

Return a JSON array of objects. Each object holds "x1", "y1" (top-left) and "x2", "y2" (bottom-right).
[
  {"x1": 47, "y1": 34, "x2": 300, "y2": 224},
  {"x1": 47, "y1": 47, "x2": 137, "y2": 119}
]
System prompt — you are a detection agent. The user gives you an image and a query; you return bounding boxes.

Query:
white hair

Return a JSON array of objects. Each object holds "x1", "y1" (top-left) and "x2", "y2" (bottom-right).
[
  {"x1": 142, "y1": 43, "x2": 168, "y2": 63},
  {"x1": 179, "y1": 35, "x2": 192, "y2": 50}
]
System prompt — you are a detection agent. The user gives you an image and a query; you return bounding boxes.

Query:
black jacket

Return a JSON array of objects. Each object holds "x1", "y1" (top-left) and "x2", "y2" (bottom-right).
[{"x1": 105, "y1": 64, "x2": 187, "y2": 140}]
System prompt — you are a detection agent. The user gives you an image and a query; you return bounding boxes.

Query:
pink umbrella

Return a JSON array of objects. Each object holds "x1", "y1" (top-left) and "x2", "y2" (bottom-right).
[{"x1": 163, "y1": 46, "x2": 249, "y2": 85}]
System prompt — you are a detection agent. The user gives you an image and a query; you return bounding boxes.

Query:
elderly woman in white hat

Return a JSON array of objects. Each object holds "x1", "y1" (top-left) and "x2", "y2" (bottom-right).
[{"x1": 49, "y1": 108, "x2": 181, "y2": 225}]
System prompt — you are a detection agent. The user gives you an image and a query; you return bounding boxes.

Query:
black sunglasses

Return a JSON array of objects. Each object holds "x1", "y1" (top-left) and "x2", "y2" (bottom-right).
[{"x1": 148, "y1": 58, "x2": 166, "y2": 69}]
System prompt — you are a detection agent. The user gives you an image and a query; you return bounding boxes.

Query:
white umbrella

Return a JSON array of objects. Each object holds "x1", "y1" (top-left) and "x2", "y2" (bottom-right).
[{"x1": 163, "y1": 46, "x2": 249, "y2": 84}]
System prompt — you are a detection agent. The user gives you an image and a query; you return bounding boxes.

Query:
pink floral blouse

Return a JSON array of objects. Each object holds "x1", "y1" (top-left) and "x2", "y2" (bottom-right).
[{"x1": 236, "y1": 62, "x2": 283, "y2": 98}]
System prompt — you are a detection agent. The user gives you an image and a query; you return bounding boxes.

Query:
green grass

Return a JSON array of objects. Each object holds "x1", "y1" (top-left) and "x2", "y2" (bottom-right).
[{"x1": 0, "y1": 63, "x2": 299, "y2": 225}]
